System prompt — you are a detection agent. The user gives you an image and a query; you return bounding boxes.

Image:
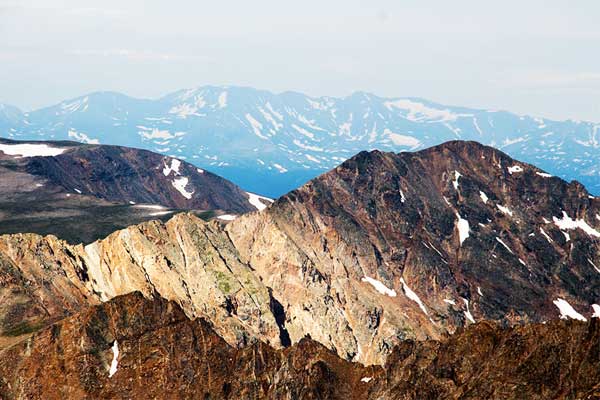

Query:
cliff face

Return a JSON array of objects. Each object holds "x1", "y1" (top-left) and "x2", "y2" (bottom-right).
[
  {"x1": 0, "y1": 141, "x2": 599, "y2": 367},
  {"x1": 0, "y1": 292, "x2": 598, "y2": 400}
]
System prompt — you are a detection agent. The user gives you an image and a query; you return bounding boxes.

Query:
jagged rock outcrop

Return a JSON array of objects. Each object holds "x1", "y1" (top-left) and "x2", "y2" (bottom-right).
[
  {"x1": 0, "y1": 292, "x2": 598, "y2": 400},
  {"x1": 0, "y1": 292, "x2": 376, "y2": 400},
  {"x1": 1, "y1": 141, "x2": 599, "y2": 366}
]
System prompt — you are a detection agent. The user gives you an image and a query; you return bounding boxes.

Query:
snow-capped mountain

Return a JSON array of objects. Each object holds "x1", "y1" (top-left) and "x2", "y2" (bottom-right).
[{"x1": 2, "y1": 86, "x2": 599, "y2": 197}]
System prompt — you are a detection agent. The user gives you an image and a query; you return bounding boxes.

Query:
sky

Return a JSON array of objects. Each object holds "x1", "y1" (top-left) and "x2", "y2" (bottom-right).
[{"x1": 0, "y1": 0, "x2": 599, "y2": 121}]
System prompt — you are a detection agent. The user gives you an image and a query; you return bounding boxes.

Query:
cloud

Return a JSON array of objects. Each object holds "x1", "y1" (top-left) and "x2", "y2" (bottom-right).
[
  {"x1": 67, "y1": 48, "x2": 183, "y2": 61},
  {"x1": 495, "y1": 71, "x2": 600, "y2": 90}
]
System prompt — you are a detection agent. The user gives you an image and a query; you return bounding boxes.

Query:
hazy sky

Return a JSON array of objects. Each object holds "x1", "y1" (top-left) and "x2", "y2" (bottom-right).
[{"x1": 1, "y1": 0, "x2": 599, "y2": 121}]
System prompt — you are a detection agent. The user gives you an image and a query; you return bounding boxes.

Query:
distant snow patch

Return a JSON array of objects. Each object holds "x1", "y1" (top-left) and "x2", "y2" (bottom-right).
[
  {"x1": 452, "y1": 170, "x2": 462, "y2": 190},
  {"x1": 507, "y1": 165, "x2": 523, "y2": 174},
  {"x1": 588, "y1": 259, "x2": 600, "y2": 274},
  {"x1": 479, "y1": 191, "x2": 488, "y2": 204},
  {"x1": 139, "y1": 128, "x2": 182, "y2": 140},
  {"x1": 361, "y1": 377, "x2": 372, "y2": 383},
  {"x1": 443, "y1": 299, "x2": 456, "y2": 305},
  {"x1": 400, "y1": 277, "x2": 428, "y2": 315},
  {"x1": 497, "y1": 204, "x2": 513, "y2": 216},
  {"x1": 68, "y1": 129, "x2": 100, "y2": 144},
  {"x1": 592, "y1": 304, "x2": 600, "y2": 318},
  {"x1": 0, "y1": 143, "x2": 66, "y2": 158},
  {"x1": 553, "y1": 298, "x2": 586, "y2": 321},
  {"x1": 456, "y1": 213, "x2": 470, "y2": 245},
  {"x1": 247, "y1": 192, "x2": 273, "y2": 211},
  {"x1": 108, "y1": 341, "x2": 119, "y2": 378},
  {"x1": 273, "y1": 163, "x2": 288, "y2": 173},
  {"x1": 245, "y1": 114, "x2": 267, "y2": 139},
  {"x1": 384, "y1": 129, "x2": 421, "y2": 149},
  {"x1": 163, "y1": 158, "x2": 181, "y2": 176},
  {"x1": 361, "y1": 276, "x2": 397, "y2": 297},
  {"x1": 172, "y1": 177, "x2": 194, "y2": 199},
  {"x1": 540, "y1": 228, "x2": 553, "y2": 243},
  {"x1": 218, "y1": 214, "x2": 237, "y2": 221},
  {"x1": 495, "y1": 237, "x2": 514, "y2": 254},
  {"x1": 463, "y1": 298, "x2": 475, "y2": 323},
  {"x1": 536, "y1": 172, "x2": 553, "y2": 178},
  {"x1": 553, "y1": 211, "x2": 600, "y2": 238},
  {"x1": 383, "y1": 99, "x2": 463, "y2": 122}
]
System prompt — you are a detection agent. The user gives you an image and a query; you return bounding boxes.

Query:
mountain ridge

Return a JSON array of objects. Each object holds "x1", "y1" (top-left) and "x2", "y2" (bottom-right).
[
  {"x1": 1, "y1": 140, "x2": 599, "y2": 367},
  {"x1": 2, "y1": 85, "x2": 599, "y2": 197}
]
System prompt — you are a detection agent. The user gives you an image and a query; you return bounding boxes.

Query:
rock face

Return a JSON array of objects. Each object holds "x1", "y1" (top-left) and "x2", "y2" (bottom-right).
[
  {"x1": 0, "y1": 138, "x2": 257, "y2": 242},
  {"x1": 226, "y1": 140, "x2": 600, "y2": 363},
  {"x1": 0, "y1": 141, "x2": 600, "y2": 367},
  {"x1": 0, "y1": 292, "x2": 599, "y2": 400}
]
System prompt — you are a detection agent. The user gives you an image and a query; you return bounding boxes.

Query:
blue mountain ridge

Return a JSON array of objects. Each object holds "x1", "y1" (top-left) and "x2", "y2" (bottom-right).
[{"x1": 1, "y1": 86, "x2": 599, "y2": 197}]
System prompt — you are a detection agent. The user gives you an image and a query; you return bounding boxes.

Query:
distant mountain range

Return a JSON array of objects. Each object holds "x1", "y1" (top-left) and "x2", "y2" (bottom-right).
[{"x1": 1, "y1": 86, "x2": 599, "y2": 197}]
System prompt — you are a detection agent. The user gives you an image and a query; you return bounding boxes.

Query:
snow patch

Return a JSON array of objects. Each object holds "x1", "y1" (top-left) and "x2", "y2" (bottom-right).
[
  {"x1": 245, "y1": 114, "x2": 268, "y2": 140},
  {"x1": 384, "y1": 129, "x2": 421, "y2": 149},
  {"x1": 588, "y1": 259, "x2": 600, "y2": 274},
  {"x1": 553, "y1": 211, "x2": 600, "y2": 238},
  {"x1": 553, "y1": 298, "x2": 586, "y2": 321},
  {"x1": 479, "y1": 191, "x2": 488, "y2": 204},
  {"x1": 463, "y1": 298, "x2": 475, "y2": 323},
  {"x1": 536, "y1": 172, "x2": 553, "y2": 178},
  {"x1": 361, "y1": 377, "x2": 372, "y2": 383},
  {"x1": 172, "y1": 177, "x2": 194, "y2": 199},
  {"x1": 108, "y1": 340, "x2": 119, "y2": 378},
  {"x1": 507, "y1": 165, "x2": 523, "y2": 174},
  {"x1": 497, "y1": 204, "x2": 513, "y2": 216},
  {"x1": 247, "y1": 192, "x2": 273, "y2": 211},
  {"x1": 68, "y1": 129, "x2": 99, "y2": 144},
  {"x1": 456, "y1": 213, "x2": 470, "y2": 245},
  {"x1": 0, "y1": 143, "x2": 66, "y2": 158},
  {"x1": 361, "y1": 276, "x2": 397, "y2": 297},
  {"x1": 495, "y1": 237, "x2": 514, "y2": 254},
  {"x1": 163, "y1": 158, "x2": 181, "y2": 176},
  {"x1": 218, "y1": 214, "x2": 237, "y2": 221},
  {"x1": 400, "y1": 277, "x2": 428, "y2": 315},
  {"x1": 592, "y1": 304, "x2": 600, "y2": 318},
  {"x1": 540, "y1": 228, "x2": 553, "y2": 243},
  {"x1": 452, "y1": 170, "x2": 462, "y2": 190},
  {"x1": 383, "y1": 99, "x2": 463, "y2": 122},
  {"x1": 273, "y1": 163, "x2": 288, "y2": 173}
]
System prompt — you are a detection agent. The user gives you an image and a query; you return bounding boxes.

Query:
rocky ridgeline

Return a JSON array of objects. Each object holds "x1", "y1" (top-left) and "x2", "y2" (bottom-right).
[
  {"x1": 0, "y1": 141, "x2": 599, "y2": 368},
  {"x1": 0, "y1": 292, "x2": 598, "y2": 399}
]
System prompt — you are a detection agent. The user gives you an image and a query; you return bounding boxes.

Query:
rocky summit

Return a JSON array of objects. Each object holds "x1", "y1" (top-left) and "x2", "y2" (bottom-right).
[{"x1": 0, "y1": 140, "x2": 599, "y2": 398}]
